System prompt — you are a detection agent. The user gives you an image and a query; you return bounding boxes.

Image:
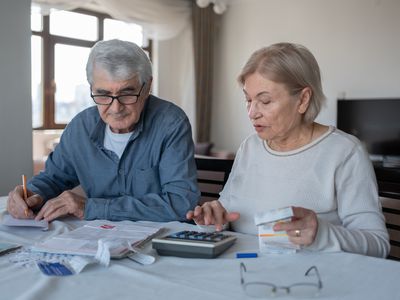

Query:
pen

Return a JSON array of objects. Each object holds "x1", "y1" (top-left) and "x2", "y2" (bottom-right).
[
  {"x1": 22, "y1": 174, "x2": 28, "y2": 217},
  {"x1": 236, "y1": 252, "x2": 258, "y2": 258}
]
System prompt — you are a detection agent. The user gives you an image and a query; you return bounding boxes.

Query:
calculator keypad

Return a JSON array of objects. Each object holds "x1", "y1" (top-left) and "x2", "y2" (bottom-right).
[{"x1": 168, "y1": 231, "x2": 230, "y2": 242}]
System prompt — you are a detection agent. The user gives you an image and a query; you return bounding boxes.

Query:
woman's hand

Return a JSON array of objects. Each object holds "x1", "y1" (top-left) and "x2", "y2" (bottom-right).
[
  {"x1": 273, "y1": 206, "x2": 318, "y2": 246},
  {"x1": 186, "y1": 200, "x2": 240, "y2": 231}
]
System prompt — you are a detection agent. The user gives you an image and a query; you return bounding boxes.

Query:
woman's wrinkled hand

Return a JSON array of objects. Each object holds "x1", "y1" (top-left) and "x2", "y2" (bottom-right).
[
  {"x1": 186, "y1": 200, "x2": 240, "y2": 231},
  {"x1": 273, "y1": 206, "x2": 318, "y2": 246}
]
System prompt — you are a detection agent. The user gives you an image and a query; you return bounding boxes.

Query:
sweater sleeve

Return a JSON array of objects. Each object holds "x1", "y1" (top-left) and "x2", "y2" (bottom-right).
[
  {"x1": 306, "y1": 143, "x2": 390, "y2": 258},
  {"x1": 27, "y1": 123, "x2": 79, "y2": 201}
]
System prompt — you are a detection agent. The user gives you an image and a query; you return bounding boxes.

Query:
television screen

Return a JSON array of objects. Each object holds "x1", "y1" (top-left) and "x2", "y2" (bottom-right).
[{"x1": 337, "y1": 99, "x2": 400, "y2": 159}]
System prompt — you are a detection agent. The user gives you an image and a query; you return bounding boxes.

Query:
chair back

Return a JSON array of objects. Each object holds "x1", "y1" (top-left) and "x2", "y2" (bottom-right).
[
  {"x1": 381, "y1": 197, "x2": 400, "y2": 260},
  {"x1": 376, "y1": 166, "x2": 400, "y2": 260},
  {"x1": 195, "y1": 156, "x2": 234, "y2": 204}
]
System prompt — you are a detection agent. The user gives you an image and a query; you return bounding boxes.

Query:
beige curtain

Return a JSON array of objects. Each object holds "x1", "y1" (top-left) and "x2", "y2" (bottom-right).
[
  {"x1": 193, "y1": 4, "x2": 215, "y2": 143},
  {"x1": 32, "y1": 0, "x2": 192, "y2": 40}
]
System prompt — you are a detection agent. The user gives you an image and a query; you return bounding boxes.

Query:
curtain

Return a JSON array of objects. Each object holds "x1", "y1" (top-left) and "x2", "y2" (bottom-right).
[
  {"x1": 192, "y1": 4, "x2": 215, "y2": 143},
  {"x1": 32, "y1": 0, "x2": 192, "y2": 40}
]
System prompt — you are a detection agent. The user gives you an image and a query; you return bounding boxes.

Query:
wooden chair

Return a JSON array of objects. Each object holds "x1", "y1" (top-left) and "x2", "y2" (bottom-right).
[
  {"x1": 375, "y1": 165, "x2": 400, "y2": 260},
  {"x1": 195, "y1": 156, "x2": 234, "y2": 205},
  {"x1": 381, "y1": 197, "x2": 400, "y2": 261}
]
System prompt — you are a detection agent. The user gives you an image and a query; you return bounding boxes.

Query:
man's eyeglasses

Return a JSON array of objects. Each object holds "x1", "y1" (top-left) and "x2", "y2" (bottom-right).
[
  {"x1": 91, "y1": 82, "x2": 145, "y2": 105},
  {"x1": 240, "y1": 262, "x2": 323, "y2": 298}
]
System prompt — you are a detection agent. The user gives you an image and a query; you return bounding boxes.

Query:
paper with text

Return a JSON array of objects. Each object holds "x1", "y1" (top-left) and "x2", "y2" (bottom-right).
[{"x1": 31, "y1": 220, "x2": 163, "y2": 258}]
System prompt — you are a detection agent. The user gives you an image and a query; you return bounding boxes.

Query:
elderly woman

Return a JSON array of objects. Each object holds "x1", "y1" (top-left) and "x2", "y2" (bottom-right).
[{"x1": 187, "y1": 43, "x2": 389, "y2": 258}]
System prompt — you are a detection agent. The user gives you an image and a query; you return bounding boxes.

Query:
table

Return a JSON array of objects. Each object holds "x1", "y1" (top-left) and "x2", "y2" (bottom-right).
[{"x1": 1, "y1": 196, "x2": 399, "y2": 300}]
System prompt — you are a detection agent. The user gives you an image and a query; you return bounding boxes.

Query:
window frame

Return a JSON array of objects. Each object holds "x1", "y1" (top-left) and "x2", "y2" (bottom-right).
[{"x1": 32, "y1": 8, "x2": 152, "y2": 130}]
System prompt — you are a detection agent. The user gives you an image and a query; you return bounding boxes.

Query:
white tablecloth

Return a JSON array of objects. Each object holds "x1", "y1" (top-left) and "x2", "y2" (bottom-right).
[{"x1": 1, "y1": 196, "x2": 399, "y2": 300}]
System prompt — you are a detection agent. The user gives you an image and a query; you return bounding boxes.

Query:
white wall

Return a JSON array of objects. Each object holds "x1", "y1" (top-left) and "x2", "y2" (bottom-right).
[
  {"x1": 0, "y1": 0, "x2": 32, "y2": 195},
  {"x1": 212, "y1": 0, "x2": 400, "y2": 153}
]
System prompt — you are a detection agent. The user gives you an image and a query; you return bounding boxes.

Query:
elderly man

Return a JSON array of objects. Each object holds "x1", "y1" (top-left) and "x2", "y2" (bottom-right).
[{"x1": 8, "y1": 39, "x2": 199, "y2": 222}]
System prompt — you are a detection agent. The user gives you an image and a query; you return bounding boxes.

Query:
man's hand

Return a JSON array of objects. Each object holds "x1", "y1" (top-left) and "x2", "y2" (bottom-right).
[
  {"x1": 186, "y1": 200, "x2": 240, "y2": 231},
  {"x1": 7, "y1": 185, "x2": 44, "y2": 219},
  {"x1": 35, "y1": 190, "x2": 86, "y2": 222}
]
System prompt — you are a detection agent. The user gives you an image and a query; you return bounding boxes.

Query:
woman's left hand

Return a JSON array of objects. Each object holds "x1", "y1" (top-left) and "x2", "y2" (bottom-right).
[{"x1": 273, "y1": 206, "x2": 318, "y2": 246}]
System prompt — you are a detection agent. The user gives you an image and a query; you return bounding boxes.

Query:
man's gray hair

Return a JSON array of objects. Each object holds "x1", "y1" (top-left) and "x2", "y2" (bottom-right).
[
  {"x1": 238, "y1": 43, "x2": 326, "y2": 123},
  {"x1": 86, "y1": 39, "x2": 152, "y2": 85}
]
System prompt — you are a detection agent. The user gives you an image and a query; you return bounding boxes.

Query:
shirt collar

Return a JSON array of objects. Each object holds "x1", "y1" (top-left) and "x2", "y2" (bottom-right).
[{"x1": 90, "y1": 95, "x2": 151, "y2": 147}]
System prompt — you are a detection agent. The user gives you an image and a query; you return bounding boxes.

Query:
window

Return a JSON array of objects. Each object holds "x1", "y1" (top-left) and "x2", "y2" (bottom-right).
[{"x1": 31, "y1": 8, "x2": 151, "y2": 129}]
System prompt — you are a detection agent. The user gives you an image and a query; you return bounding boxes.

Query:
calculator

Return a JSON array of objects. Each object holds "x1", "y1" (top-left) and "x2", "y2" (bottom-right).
[{"x1": 152, "y1": 230, "x2": 237, "y2": 258}]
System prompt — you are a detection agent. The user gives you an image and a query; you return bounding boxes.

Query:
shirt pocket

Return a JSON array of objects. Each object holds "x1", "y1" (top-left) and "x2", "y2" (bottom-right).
[{"x1": 131, "y1": 165, "x2": 161, "y2": 197}]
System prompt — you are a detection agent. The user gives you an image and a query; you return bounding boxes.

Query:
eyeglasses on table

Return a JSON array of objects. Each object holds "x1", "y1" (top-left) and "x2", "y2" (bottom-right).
[{"x1": 240, "y1": 262, "x2": 323, "y2": 298}]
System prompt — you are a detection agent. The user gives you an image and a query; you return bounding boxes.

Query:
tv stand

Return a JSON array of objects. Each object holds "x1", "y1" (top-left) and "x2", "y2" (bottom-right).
[
  {"x1": 373, "y1": 163, "x2": 400, "y2": 199},
  {"x1": 382, "y1": 155, "x2": 400, "y2": 169}
]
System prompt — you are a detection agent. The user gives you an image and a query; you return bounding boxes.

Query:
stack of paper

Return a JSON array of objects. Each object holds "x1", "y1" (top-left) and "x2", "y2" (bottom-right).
[{"x1": 31, "y1": 220, "x2": 164, "y2": 258}]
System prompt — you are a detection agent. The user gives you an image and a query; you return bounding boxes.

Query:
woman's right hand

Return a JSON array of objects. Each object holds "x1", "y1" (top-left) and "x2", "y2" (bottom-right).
[{"x1": 186, "y1": 200, "x2": 240, "y2": 231}]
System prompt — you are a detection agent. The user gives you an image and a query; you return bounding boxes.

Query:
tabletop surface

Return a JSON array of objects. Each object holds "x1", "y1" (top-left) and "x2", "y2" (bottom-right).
[{"x1": 1, "y1": 196, "x2": 399, "y2": 300}]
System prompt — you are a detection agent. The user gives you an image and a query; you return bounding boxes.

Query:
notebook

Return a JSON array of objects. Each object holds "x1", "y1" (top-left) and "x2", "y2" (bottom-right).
[
  {"x1": 31, "y1": 220, "x2": 164, "y2": 258},
  {"x1": 2, "y1": 214, "x2": 49, "y2": 230}
]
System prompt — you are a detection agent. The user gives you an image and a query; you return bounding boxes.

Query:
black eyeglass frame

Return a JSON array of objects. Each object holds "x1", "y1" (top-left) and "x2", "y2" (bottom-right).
[
  {"x1": 90, "y1": 82, "x2": 146, "y2": 105},
  {"x1": 240, "y1": 262, "x2": 323, "y2": 297}
]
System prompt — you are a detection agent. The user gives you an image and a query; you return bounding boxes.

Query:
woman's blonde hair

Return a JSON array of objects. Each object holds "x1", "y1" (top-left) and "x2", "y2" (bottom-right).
[{"x1": 238, "y1": 43, "x2": 326, "y2": 123}]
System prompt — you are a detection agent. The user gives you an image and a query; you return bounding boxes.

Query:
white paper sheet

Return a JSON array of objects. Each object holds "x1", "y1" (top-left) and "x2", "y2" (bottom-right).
[{"x1": 1, "y1": 214, "x2": 49, "y2": 230}]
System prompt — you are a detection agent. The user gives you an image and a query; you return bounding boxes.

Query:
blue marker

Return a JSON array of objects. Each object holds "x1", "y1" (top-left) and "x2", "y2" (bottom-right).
[{"x1": 236, "y1": 252, "x2": 258, "y2": 258}]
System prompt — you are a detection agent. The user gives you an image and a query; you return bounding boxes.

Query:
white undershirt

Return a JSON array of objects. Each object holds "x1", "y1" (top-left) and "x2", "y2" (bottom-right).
[{"x1": 103, "y1": 125, "x2": 133, "y2": 159}]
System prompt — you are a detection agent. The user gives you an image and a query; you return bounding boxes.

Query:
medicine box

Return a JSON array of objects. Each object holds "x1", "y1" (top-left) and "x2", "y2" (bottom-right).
[{"x1": 254, "y1": 206, "x2": 299, "y2": 254}]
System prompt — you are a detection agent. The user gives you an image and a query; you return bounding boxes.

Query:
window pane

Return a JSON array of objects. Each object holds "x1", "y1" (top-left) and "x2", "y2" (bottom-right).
[
  {"x1": 50, "y1": 10, "x2": 97, "y2": 41},
  {"x1": 54, "y1": 44, "x2": 92, "y2": 124},
  {"x1": 32, "y1": 35, "x2": 43, "y2": 128},
  {"x1": 104, "y1": 18, "x2": 143, "y2": 46},
  {"x1": 31, "y1": 6, "x2": 42, "y2": 31}
]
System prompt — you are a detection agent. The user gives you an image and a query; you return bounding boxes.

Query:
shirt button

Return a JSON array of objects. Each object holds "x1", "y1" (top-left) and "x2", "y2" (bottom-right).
[{"x1": 119, "y1": 169, "x2": 124, "y2": 175}]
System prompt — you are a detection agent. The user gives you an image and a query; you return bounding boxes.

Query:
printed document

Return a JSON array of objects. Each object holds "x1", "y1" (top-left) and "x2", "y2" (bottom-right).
[{"x1": 31, "y1": 220, "x2": 163, "y2": 258}]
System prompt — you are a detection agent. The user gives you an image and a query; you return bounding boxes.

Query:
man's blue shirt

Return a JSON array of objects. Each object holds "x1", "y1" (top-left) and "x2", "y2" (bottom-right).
[{"x1": 28, "y1": 95, "x2": 200, "y2": 222}]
